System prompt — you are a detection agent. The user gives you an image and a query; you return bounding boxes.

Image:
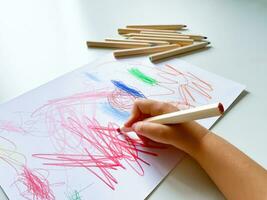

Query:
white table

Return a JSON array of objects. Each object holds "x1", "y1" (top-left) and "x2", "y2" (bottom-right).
[{"x1": 0, "y1": 0, "x2": 266, "y2": 199}]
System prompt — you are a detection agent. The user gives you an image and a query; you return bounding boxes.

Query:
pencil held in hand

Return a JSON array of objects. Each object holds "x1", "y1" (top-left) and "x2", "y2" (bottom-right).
[{"x1": 119, "y1": 102, "x2": 224, "y2": 133}]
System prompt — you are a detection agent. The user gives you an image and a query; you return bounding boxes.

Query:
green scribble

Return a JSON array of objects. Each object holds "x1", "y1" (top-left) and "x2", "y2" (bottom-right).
[
  {"x1": 128, "y1": 68, "x2": 158, "y2": 85},
  {"x1": 68, "y1": 190, "x2": 82, "y2": 200}
]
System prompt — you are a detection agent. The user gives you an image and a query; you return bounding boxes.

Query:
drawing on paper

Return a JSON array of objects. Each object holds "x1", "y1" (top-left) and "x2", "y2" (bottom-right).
[{"x1": 0, "y1": 56, "x2": 244, "y2": 199}]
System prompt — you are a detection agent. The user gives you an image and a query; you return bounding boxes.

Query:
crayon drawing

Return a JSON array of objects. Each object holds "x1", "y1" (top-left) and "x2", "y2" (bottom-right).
[{"x1": 0, "y1": 55, "x2": 245, "y2": 199}]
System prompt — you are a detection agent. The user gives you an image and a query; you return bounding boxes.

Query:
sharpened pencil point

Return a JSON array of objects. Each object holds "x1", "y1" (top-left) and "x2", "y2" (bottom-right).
[
  {"x1": 218, "y1": 103, "x2": 224, "y2": 114},
  {"x1": 204, "y1": 37, "x2": 208, "y2": 39},
  {"x1": 116, "y1": 128, "x2": 121, "y2": 133}
]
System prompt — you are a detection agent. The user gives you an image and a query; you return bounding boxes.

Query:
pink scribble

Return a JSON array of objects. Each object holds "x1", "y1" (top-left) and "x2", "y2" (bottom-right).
[
  {"x1": 0, "y1": 60, "x2": 214, "y2": 198},
  {"x1": 26, "y1": 62, "x2": 213, "y2": 191},
  {"x1": 29, "y1": 89, "x2": 114, "y2": 151},
  {"x1": 27, "y1": 87, "x2": 166, "y2": 190},
  {"x1": 0, "y1": 120, "x2": 26, "y2": 134},
  {"x1": 33, "y1": 117, "x2": 164, "y2": 190},
  {"x1": 0, "y1": 135, "x2": 56, "y2": 199},
  {"x1": 14, "y1": 166, "x2": 55, "y2": 200}
]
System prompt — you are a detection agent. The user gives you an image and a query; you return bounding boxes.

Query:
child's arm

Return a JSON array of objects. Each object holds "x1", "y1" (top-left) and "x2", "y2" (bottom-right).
[{"x1": 123, "y1": 99, "x2": 267, "y2": 200}]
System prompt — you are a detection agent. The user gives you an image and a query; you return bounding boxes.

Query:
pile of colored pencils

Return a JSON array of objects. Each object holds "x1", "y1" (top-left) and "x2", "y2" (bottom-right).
[{"x1": 87, "y1": 24, "x2": 210, "y2": 62}]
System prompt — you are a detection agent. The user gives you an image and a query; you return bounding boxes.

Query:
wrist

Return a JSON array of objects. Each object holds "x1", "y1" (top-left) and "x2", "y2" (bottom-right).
[{"x1": 172, "y1": 122, "x2": 209, "y2": 157}]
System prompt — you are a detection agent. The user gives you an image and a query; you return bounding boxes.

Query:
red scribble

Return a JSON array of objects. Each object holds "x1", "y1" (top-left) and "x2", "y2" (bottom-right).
[
  {"x1": 13, "y1": 166, "x2": 55, "y2": 200},
  {"x1": 107, "y1": 88, "x2": 136, "y2": 111},
  {"x1": 33, "y1": 117, "x2": 164, "y2": 190},
  {"x1": 151, "y1": 64, "x2": 213, "y2": 108}
]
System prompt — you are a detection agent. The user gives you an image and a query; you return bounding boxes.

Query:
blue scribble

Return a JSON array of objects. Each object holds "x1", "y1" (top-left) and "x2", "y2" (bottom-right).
[
  {"x1": 111, "y1": 80, "x2": 146, "y2": 98},
  {"x1": 84, "y1": 72, "x2": 100, "y2": 82},
  {"x1": 101, "y1": 103, "x2": 130, "y2": 121}
]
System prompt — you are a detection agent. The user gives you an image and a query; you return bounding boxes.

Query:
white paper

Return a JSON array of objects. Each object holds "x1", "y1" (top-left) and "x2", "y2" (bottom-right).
[{"x1": 0, "y1": 54, "x2": 245, "y2": 200}]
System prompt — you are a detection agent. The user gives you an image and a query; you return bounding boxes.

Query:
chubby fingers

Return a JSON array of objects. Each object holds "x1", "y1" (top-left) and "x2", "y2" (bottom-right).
[
  {"x1": 123, "y1": 99, "x2": 145, "y2": 128},
  {"x1": 131, "y1": 121, "x2": 177, "y2": 145},
  {"x1": 124, "y1": 99, "x2": 178, "y2": 127}
]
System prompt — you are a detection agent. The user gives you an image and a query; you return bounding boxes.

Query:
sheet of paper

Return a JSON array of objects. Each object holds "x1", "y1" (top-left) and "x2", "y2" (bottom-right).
[{"x1": 0, "y1": 54, "x2": 245, "y2": 200}]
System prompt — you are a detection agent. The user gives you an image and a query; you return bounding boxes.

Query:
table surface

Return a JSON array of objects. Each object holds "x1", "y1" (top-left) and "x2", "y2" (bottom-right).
[{"x1": 0, "y1": 0, "x2": 267, "y2": 199}]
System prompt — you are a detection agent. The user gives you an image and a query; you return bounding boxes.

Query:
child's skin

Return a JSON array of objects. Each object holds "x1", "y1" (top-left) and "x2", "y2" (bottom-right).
[{"x1": 122, "y1": 99, "x2": 267, "y2": 200}]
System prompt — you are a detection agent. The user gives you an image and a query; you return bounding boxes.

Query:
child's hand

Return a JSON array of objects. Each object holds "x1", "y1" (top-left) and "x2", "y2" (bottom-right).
[
  {"x1": 124, "y1": 101, "x2": 267, "y2": 200},
  {"x1": 123, "y1": 99, "x2": 209, "y2": 156}
]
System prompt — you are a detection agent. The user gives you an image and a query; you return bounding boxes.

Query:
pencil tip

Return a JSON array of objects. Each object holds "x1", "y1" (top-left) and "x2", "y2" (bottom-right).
[
  {"x1": 204, "y1": 37, "x2": 208, "y2": 39},
  {"x1": 116, "y1": 128, "x2": 121, "y2": 133},
  {"x1": 218, "y1": 103, "x2": 224, "y2": 114}
]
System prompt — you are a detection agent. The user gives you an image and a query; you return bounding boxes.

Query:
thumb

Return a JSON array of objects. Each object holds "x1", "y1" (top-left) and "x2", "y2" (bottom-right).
[{"x1": 132, "y1": 121, "x2": 175, "y2": 145}]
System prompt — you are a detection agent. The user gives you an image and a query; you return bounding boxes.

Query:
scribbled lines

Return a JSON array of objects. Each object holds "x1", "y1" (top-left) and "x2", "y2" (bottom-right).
[
  {"x1": 127, "y1": 64, "x2": 213, "y2": 108},
  {"x1": 14, "y1": 166, "x2": 55, "y2": 200},
  {"x1": 33, "y1": 117, "x2": 163, "y2": 190},
  {"x1": 31, "y1": 87, "x2": 162, "y2": 190},
  {"x1": 0, "y1": 120, "x2": 26, "y2": 134}
]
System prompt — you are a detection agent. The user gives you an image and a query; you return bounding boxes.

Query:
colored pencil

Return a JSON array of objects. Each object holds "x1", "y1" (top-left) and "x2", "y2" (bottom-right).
[
  {"x1": 118, "y1": 102, "x2": 224, "y2": 132},
  {"x1": 113, "y1": 44, "x2": 179, "y2": 58},
  {"x1": 105, "y1": 38, "x2": 169, "y2": 45},
  {"x1": 87, "y1": 41, "x2": 151, "y2": 49},
  {"x1": 149, "y1": 41, "x2": 210, "y2": 62},
  {"x1": 130, "y1": 36, "x2": 194, "y2": 45},
  {"x1": 140, "y1": 31, "x2": 207, "y2": 41},
  {"x1": 124, "y1": 33, "x2": 190, "y2": 39},
  {"x1": 118, "y1": 28, "x2": 178, "y2": 34},
  {"x1": 126, "y1": 24, "x2": 186, "y2": 30}
]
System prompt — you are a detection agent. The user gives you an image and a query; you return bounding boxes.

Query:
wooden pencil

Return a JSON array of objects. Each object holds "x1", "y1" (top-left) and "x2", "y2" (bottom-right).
[
  {"x1": 113, "y1": 44, "x2": 179, "y2": 58},
  {"x1": 140, "y1": 31, "x2": 183, "y2": 36},
  {"x1": 124, "y1": 33, "x2": 190, "y2": 39},
  {"x1": 87, "y1": 41, "x2": 151, "y2": 49},
  {"x1": 140, "y1": 31, "x2": 207, "y2": 41},
  {"x1": 105, "y1": 38, "x2": 169, "y2": 45},
  {"x1": 177, "y1": 34, "x2": 207, "y2": 41},
  {"x1": 140, "y1": 31, "x2": 182, "y2": 35},
  {"x1": 118, "y1": 28, "x2": 178, "y2": 34},
  {"x1": 126, "y1": 24, "x2": 187, "y2": 30},
  {"x1": 130, "y1": 36, "x2": 194, "y2": 45},
  {"x1": 149, "y1": 41, "x2": 210, "y2": 62},
  {"x1": 143, "y1": 102, "x2": 223, "y2": 124},
  {"x1": 118, "y1": 102, "x2": 224, "y2": 132}
]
